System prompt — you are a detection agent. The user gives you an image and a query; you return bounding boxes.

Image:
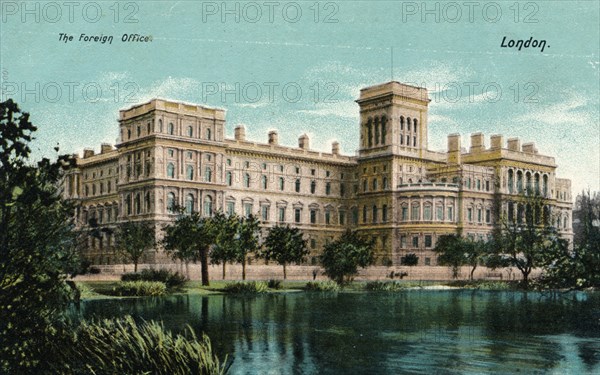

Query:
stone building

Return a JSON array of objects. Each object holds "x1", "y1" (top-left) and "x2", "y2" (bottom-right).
[{"x1": 63, "y1": 81, "x2": 573, "y2": 266}]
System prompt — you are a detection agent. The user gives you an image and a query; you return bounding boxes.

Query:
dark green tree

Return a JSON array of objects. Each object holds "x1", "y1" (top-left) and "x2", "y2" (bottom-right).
[
  {"x1": 260, "y1": 224, "x2": 309, "y2": 279},
  {"x1": 116, "y1": 220, "x2": 156, "y2": 272},
  {"x1": 162, "y1": 211, "x2": 219, "y2": 286},
  {"x1": 210, "y1": 212, "x2": 238, "y2": 279},
  {"x1": 320, "y1": 230, "x2": 374, "y2": 284},
  {"x1": 433, "y1": 235, "x2": 465, "y2": 279},
  {"x1": 0, "y1": 99, "x2": 79, "y2": 372},
  {"x1": 235, "y1": 214, "x2": 261, "y2": 280},
  {"x1": 400, "y1": 253, "x2": 419, "y2": 267}
]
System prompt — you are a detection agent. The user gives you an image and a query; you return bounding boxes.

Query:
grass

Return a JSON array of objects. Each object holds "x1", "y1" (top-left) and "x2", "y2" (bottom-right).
[
  {"x1": 445, "y1": 280, "x2": 516, "y2": 290},
  {"x1": 304, "y1": 281, "x2": 340, "y2": 291}
]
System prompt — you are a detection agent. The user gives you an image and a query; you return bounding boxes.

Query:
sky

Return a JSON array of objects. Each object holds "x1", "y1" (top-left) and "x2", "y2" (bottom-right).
[{"x1": 1, "y1": 0, "x2": 599, "y2": 197}]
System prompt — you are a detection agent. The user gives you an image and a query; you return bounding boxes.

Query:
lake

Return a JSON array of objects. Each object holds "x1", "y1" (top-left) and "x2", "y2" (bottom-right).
[{"x1": 78, "y1": 290, "x2": 600, "y2": 374}]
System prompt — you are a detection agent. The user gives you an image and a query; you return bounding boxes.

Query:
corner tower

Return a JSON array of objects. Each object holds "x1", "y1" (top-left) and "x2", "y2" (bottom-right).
[{"x1": 356, "y1": 81, "x2": 430, "y2": 158}]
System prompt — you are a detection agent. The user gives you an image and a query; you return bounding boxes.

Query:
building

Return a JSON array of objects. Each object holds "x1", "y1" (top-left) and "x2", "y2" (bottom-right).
[{"x1": 62, "y1": 81, "x2": 574, "y2": 266}]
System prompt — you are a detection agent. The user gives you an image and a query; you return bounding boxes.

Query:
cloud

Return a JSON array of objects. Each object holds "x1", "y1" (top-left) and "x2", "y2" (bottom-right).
[
  {"x1": 297, "y1": 101, "x2": 358, "y2": 120},
  {"x1": 515, "y1": 93, "x2": 594, "y2": 127}
]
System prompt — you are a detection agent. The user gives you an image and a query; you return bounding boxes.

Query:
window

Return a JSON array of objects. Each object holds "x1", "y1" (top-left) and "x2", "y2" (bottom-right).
[
  {"x1": 363, "y1": 206, "x2": 367, "y2": 223},
  {"x1": 423, "y1": 205, "x2": 432, "y2": 221},
  {"x1": 325, "y1": 210, "x2": 331, "y2": 225},
  {"x1": 325, "y1": 182, "x2": 331, "y2": 195},
  {"x1": 295, "y1": 179, "x2": 301, "y2": 193},
  {"x1": 311, "y1": 169, "x2": 316, "y2": 176},
  {"x1": 187, "y1": 151, "x2": 193, "y2": 159},
  {"x1": 372, "y1": 179, "x2": 378, "y2": 191},
  {"x1": 205, "y1": 167, "x2": 212, "y2": 182},
  {"x1": 226, "y1": 172, "x2": 232, "y2": 186},
  {"x1": 339, "y1": 210, "x2": 346, "y2": 225},
  {"x1": 477, "y1": 208, "x2": 482, "y2": 223},
  {"x1": 168, "y1": 122, "x2": 174, "y2": 135},
  {"x1": 295, "y1": 166, "x2": 300, "y2": 174},
  {"x1": 168, "y1": 149, "x2": 174, "y2": 158},
  {"x1": 295, "y1": 208, "x2": 301, "y2": 223},
  {"x1": 310, "y1": 209, "x2": 317, "y2": 224},
  {"x1": 206, "y1": 128, "x2": 211, "y2": 140},
  {"x1": 401, "y1": 206, "x2": 408, "y2": 221},
  {"x1": 158, "y1": 119, "x2": 163, "y2": 132},
  {"x1": 278, "y1": 207, "x2": 286, "y2": 222},
  {"x1": 134, "y1": 194, "x2": 141, "y2": 214},
  {"x1": 425, "y1": 257, "x2": 431, "y2": 266},
  {"x1": 226, "y1": 158, "x2": 232, "y2": 166},
  {"x1": 467, "y1": 208, "x2": 473, "y2": 222},
  {"x1": 363, "y1": 180, "x2": 368, "y2": 192},
  {"x1": 187, "y1": 126, "x2": 193, "y2": 137},
  {"x1": 412, "y1": 236, "x2": 419, "y2": 248},
  {"x1": 411, "y1": 203, "x2": 420, "y2": 221},
  {"x1": 310, "y1": 239, "x2": 316, "y2": 249},
  {"x1": 279, "y1": 165, "x2": 284, "y2": 172},
  {"x1": 486, "y1": 180, "x2": 490, "y2": 191},
  {"x1": 425, "y1": 235, "x2": 432, "y2": 248},
  {"x1": 167, "y1": 192, "x2": 176, "y2": 213},
  {"x1": 400, "y1": 235, "x2": 407, "y2": 248},
  {"x1": 136, "y1": 125, "x2": 141, "y2": 137},
  {"x1": 326, "y1": 171, "x2": 331, "y2": 177},
  {"x1": 204, "y1": 196, "x2": 213, "y2": 216},
  {"x1": 310, "y1": 181, "x2": 316, "y2": 194},
  {"x1": 382, "y1": 177, "x2": 388, "y2": 189},
  {"x1": 372, "y1": 205, "x2": 378, "y2": 223},
  {"x1": 436, "y1": 205, "x2": 443, "y2": 221},
  {"x1": 185, "y1": 194, "x2": 194, "y2": 214},
  {"x1": 261, "y1": 175, "x2": 268, "y2": 189},
  {"x1": 279, "y1": 177, "x2": 285, "y2": 191},
  {"x1": 382, "y1": 205, "x2": 388, "y2": 222},
  {"x1": 226, "y1": 201, "x2": 235, "y2": 216},
  {"x1": 167, "y1": 163, "x2": 175, "y2": 178},
  {"x1": 477, "y1": 179, "x2": 481, "y2": 190},
  {"x1": 486, "y1": 209, "x2": 491, "y2": 223},
  {"x1": 261, "y1": 206, "x2": 269, "y2": 221},
  {"x1": 186, "y1": 165, "x2": 194, "y2": 180},
  {"x1": 340, "y1": 183, "x2": 345, "y2": 196},
  {"x1": 244, "y1": 173, "x2": 250, "y2": 188},
  {"x1": 447, "y1": 206, "x2": 454, "y2": 221},
  {"x1": 352, "y1": 207, "x2": 359, "y2": 225}
]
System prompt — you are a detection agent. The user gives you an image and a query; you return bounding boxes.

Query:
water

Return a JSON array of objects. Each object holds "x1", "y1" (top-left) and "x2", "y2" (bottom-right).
[{"x1": 77, "y1": 290, "x2": 600, "y2": 374}]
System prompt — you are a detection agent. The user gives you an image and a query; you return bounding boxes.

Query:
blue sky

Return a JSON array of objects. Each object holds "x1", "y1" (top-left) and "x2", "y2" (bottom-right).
[{"x1": 1, "y1": 1, "x2": 598, "y2": 196}]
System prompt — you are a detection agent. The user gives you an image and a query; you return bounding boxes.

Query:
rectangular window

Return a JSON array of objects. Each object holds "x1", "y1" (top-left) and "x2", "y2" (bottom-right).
[
  {"x1": 436, "y1": 206, "x2": 444, "y2": 221},
  {"x1": 402, "y1": 207, "x2": 408, "y2": 221},
  {"x1": 278, "y1": 207, "x2": 286, "y2": 222},
  {"x1": 486, "y1": 209, "x2": 491, "y2": 223},
  {"x1": 261, "y1": 206, "x2": 269, "y2": 221},
  {"x1": 244, "y1": 203, "x2": 253, "y2": 218},
  {"x1": 412, "y1": 236, "x2": 419, "y2": 248},
  {"x1": 411, "y1": 206, "x2": 420, "y2": 221},
  {"x1": 486, "y1": 180, "x2": 490, "y2": 191},
  {"x1": 400, "y1": 235, "x2": 407, "y2": 248},
  {"x1": 425, "y1": 235, "x2": 432, "y2": 248},
  {"x1": 477, "y1": 208, "x2": 482, "y2": 223},
  {"x1": 295, "y1": 208, "x2": 301, "y2": 223},
  {"x1": 310, "y1": 210, "x2": 317, "y2": 224},
  {"x1": 447, "y1": 206, "x2": 453, "y2": 221},
  {"x1": 339, "y1": 211, "x2": 345, "y2": 225},
  {"x1": 310, "y1": 238, "x2": 316, "y2": 249},
  {"x1": 425, "y1": 257, "x2": 431, "y2": 266},
  {"x1": 226, "y1": 202, "x2": 235, "y2": 216},
  {"x1": 325, "y1": 210, "x2": 331, "y2": 225},
  {"x1": 424, "y1": 205, "x2": 432, "y2": 221},
  {"x1": 467, "y1": 208, "x2": 473, "y2": 222}
]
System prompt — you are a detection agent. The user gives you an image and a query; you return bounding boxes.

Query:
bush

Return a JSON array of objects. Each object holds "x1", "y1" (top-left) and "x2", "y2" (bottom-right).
[
  {"x1": 61, "y1": 316, "x2": 226, "y2": 375},
  {"x1": 121, "y1": 268, "x2": 187, "y2": 289},
  {"x1": 304, "y1": 281, "x2": 340, "y2": 292},
  {"x1": 89, "y1": 266, "x2": 101, "y2": 274},
  {"x1": 223, "y1": 281, "x2": 268, "y2": 294},
  {"x1": 365, "y1": 281, "x2": 408, "y2": 291},
  {"x1": 113, "y1": 281, "x2": 167, "y2": 297},
  {"x1": 267, "y1": 279, "x2": 282, "y2": 289}
]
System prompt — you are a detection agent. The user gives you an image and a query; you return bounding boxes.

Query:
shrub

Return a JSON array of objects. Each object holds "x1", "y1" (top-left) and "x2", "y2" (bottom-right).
[
  {"x1": 113, "y1": 281, "x2": 167, "y2": 297},
  {"x1": 121, "y1": 268, "x2": 187, "y2": 289},
  {"x1": 63, "y1": 316, "x2": 226, "y2": 375},
  {"x1": 89, "y1": 266, "x2": 101, "y2": 274},
  {"x1": 304, "y1": 281, "x2": 340, "y2": 292},
  {"x1": 365, "y1": 281, "x2": 407, "y2": 291},
  {"x1": 223, "y1": 281, "x2": 268, "y2": 294},
  {"x1": 267, "y1": 279, "x2": 282, "y2": 289}
]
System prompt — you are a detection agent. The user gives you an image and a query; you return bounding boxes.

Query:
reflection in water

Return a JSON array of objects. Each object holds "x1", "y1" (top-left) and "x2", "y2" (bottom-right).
[{"x1": 79, "y1": 291, "x2": 600, "y2": 374}]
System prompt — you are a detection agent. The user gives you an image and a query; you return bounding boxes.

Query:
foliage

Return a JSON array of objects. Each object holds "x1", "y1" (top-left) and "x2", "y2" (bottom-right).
[
  {"x1": 112, "y1": 281, "x2": 167, "y2": 296},
  {"x1": 223, "y1": 281, "x2": 268, "y2": 294},
  {"x1": 115, "y1": 220, "x2": 156, "y2": 273},
  {"x1": 304, "y1": 281, "x2": 340, "y2": 291},
  {"x1": 401, "y1": 253, "x2": 419, "y2": 266},
  {"x1": 0, "y1": 99, "x2": 80, "y2": 373},
  {"x1": 267, "y1": 279, "x2": 283, "y2": 289},
  {"x1": 121, "y1": 268, "x2": 187, "y2": 289},
  {"x1": 56, "y1": 316, "x2": 227, "y2": 375},
  {"x1": 260, "y1": 224, "x2": 309, "y2": 279},
  {"x1": 364, "y1": 281, "x2": 409, "y2": 291},
  {"x1": 433, "y1": 235, "x2": 488, "y2": 280},
  {"x1": 446, "y1": 280, "x2": 514, "y2": 290},
  {"x1": 319, "y1": 230, "x2": 374, "y2": 284},
  {"x1": 163, "y1": 211, "x2": 221, "y2": 286}
]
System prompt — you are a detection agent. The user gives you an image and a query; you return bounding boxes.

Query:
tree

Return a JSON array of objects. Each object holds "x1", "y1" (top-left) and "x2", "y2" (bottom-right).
[
  {"x1": 491, "y1": 193, "x2": 565, "y2": 288},
  {"x1": 0, "y1": 99, "x2": 79, "y2": 372},
  {"x1": 235, "y1": 214, "x2": 261, "y2": 280},
  {"x1": 320, "y1": 230, "x2": 374, "y2": 284},
  {"x1": 210, "y1": 212, "x2": 238, "y2": 279},
  {"x1": 260, "y1": 224, "x2": 309, "y2": 279},
  {"x1": 401, "y1": 253, "x2": 419, "y2": 267},
  {"x1": 433, "y1": 235, "x2": 465, "y2": 279},
  {"x1": 115, "y1": 220, "x2": 156, "y2": 272},
  {"x1": 162, "y1": 211, "x2": 219, "y2": 286}
]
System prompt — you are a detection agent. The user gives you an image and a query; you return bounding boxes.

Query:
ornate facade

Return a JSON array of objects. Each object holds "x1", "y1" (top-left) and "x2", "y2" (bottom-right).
[{"x1": 63, "y1": 81, "x2": 573, "y2": 266}]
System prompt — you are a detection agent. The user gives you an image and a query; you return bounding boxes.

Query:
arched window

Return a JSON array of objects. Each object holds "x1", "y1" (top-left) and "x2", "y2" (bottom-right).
[
  {"x1": 423, "y1": 204, "x2": 432, "y2": 221},
  {"x1": 261, "y1": 175, "x2": 268, "y2": 189},
  {"x1": 204, "y1": 196, "x2": 213, "y2": 217},
  {"x1": 382, "y1": 177, "x2": 388, "y2": 189},
  {"x1": 186, "y1": 165, "x2": 194, "y2": 180},
  {"x1": 147, "y1": 122, "x2": 151, "y2": 134},
  {"x1": 382, "y1": 204, "x2": 388, "y2": 222},
  {"x1": 145, "y1": 192, "x2": 151, "y2": 212},
  {"x1": 413, "y1": 118, "x2": 418, "y2": 132},
  {"x1": 187, "y1": 126, "x2": 193, "y2": 137},
  {"x1": 363, "y1": 179, "x2": 368, "y2": 192},
  {"x1": 516, "y1": 171, "x2": 523, "y2": 193},
  {"x1": 185, "y1": 194, "x2": 194, "y2": 214},
  {"x1": 372, "y1": 178, "x2": 378, "y2": 191},
  {"x1": 226, "y1": 172, "x2": 232, "y2": 186},
  {"x1": 413, "y1": 136, "x2": 417, "y2": 147},
  {"x1": 380, "y1": 116, "x2": 387, "y2": 144},
  {"x1": 279, "y1": 177, "x2": 285, "y2": 191},
  {"x1": 310, "y1": 180, "x2": 316, "y2": 194},
  {"x1": 295, "y1": 179, "x2": 301, "y2": 193},
  {"x1": 166, "y1": 163, "x2": 175, "y2": 178},
  {"x1": 125, "y1": 194, "x2": 131, "y2": 215},
  {"x1": 134, "y1": 193, "x2": 141, "y2": 214},
  {"x1": 411, "y1": 202, "x2": 420, "y2": 221},
  {"x1": 244, "y1": 173, "x2": 250, "y2": 188},
  {"x1": 205, "y1": 167, "x2": 212, "y2": 182},
  {"x1": 167, "y1": 192, "x2": 176, "y2": 213},
  {"x1": 168, "y1": 122, "x2": 174, "y2": 135},
  {"x1": 158, "y1": 119, "x2": 163, "y2": 132},
  {"x1": 325, "y1": 182, "x2": 331, "y2": 195},
  {"x1": 206, "y1": 128, "x2": 212, "y2": 140},
  {"x1": 363, "y1": 206, "x2": 367, "y2": 223},
  {"x1": 374, "y1": 117, "x2": 380, "y2": 145},
  {"x1": 372, "y1": 205, "x2": 378, "y2": 223},
  {"x1": 543, "y1": 175, "x2": 548, "y2": 197},
  {"x1": 366, "y1": 119, "x2": 373, "y2": 148},
  {"x1": 525, "y1": 172, "x2": 532, "y2": 195},
  {"x1": 400, "y1": 116, "x2": 405, "y2": 130},
  {"x1": 127, "y1": 129, "x2": 131, "y2": 140},
  {"x1": 534, "y1": 173, "x2": 540, "y2": 195},
  {"x1": 508, "y1": 169, "x2": 514, "y2": 193},
  {"x1": 406, "y1": 135, "x2": 410, "y2": 146},
  {"x1": 352, "y1": 207, "x2": 359, "y2": 225}
]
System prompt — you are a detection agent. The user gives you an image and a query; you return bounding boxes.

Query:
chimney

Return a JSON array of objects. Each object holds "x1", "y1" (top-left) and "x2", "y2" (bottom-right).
[
  {"x1": 470, "y1": 132, "x2": 484, "y2": 153},
  {"x1": 332, "y1": 141, "x2": 340, "y2": 155},
  {"x1": 299, "y1": 134, "x2": 309, "y2": 150},
  {"x1": 83, "y1": 149, "x2": 95, "y2": 158},
  {"x1": 507, "y1": 137, "x2": 520, "y2": 151},
  {"x1": 101, "y1": 143, "x2": 113, "y2": 154},
  {"x1": 447, "y1": 134, "x2": 461, "y2": 164},
  {"x1": 490, "y1": 134, "x2": 503, "y2": 150},
  {"x1": 234, "y1": 125, "x2": 246, "y2": 141},
  {"x1": 522, "y1": 142, "x2": 538, "y2": 154},
  {"x1": 268, "y1": 130, "x2": 278, "y2": 145}
]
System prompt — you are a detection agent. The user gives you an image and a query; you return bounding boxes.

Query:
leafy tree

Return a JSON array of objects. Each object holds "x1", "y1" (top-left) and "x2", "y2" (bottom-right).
[
  {"x1": 491, "y1": 193, "x2": 565, "y2": 288},
  {"x1": 116, "y1": 220, "x2": 156, "y2": 272},
  {"x1": 210, "y1": 212, "x2": 238, "y2": 279},
  {"x1": 162, "y1": 210, "x2": 220, "y2": 286},
  {"x1": 0, "y1": 99, "x2": 79, "y2": 372},
  {"x1": 320, "y1": 230, "x2": 374, "y2": 284},
  {"x1": 433, "y1": 235, "x2": 465, "y2": 279},
  {"x1": 260, "y1": 224, "x2": 309, "y2": 279},
  {"x1": 235, "y1": 214, "x2": 261, "y2": 280},
  {"x1": 401, "y1": 253, "x2": 419, "y2": 266}
]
